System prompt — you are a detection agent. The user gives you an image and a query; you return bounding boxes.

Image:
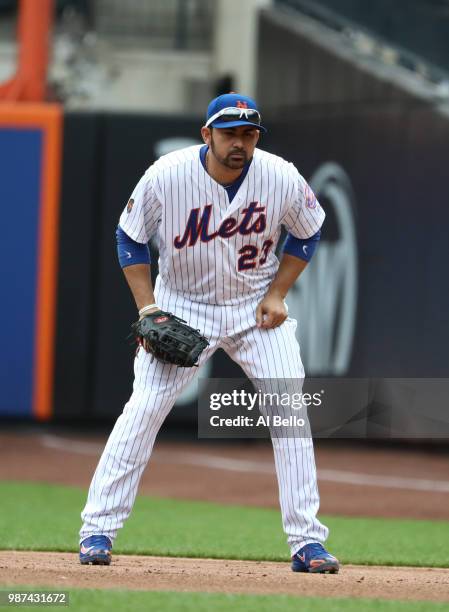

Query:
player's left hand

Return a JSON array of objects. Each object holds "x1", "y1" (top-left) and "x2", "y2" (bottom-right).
[{"x1": 256, "y1": 291, "x2": 288, "y2": 329}]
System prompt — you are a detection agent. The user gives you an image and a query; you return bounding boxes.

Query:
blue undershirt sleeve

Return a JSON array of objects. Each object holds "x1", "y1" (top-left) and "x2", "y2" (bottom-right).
[
  {"x1": 116, "y1": 225, "x2": 151, "y2": 268},
  {"x1": 282, "y1": 230, "x2": 321, "y2": 262}
]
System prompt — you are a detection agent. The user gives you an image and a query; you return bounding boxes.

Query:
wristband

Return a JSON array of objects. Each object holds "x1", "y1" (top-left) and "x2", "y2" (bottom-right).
[{"x1": 138, "y1": 304, "x2": 159, "y2": 317}]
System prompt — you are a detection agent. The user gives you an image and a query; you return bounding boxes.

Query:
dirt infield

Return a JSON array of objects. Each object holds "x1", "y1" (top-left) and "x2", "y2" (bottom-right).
[
  {"x1": 1, "y1": 552, "x2": 449, "y2": 602},
  {"x1": 1, "y1": 430, "x2": 449, "y2": 602}
]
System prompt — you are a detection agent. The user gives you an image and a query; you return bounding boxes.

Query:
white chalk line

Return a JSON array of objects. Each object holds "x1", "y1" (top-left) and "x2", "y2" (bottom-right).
[{"x1": 39, "y1": 434, "x2": 449, "y2": 493}]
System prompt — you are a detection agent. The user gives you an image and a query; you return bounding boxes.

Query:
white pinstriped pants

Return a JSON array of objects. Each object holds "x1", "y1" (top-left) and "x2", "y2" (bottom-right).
[{"x1": 80, "y1": 285, "x2": 329, "y2": 555}]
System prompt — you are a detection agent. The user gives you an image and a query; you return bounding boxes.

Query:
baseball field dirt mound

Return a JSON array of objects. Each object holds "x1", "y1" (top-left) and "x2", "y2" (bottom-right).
[{"x1": 1, "y1": 552, "x2": 448, "y2": 602}]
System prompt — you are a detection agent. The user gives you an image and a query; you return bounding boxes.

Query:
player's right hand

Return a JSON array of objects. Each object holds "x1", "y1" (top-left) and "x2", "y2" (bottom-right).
[{"x1": 138, "y1": 307, "x2": 161, "y2": 320}]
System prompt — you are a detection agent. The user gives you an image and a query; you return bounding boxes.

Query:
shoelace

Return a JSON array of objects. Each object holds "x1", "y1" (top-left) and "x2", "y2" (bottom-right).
[
  {"x1": 83, "y1": 536, "x2": 110, "y2": 548},
  {"x1": 298, "y1": 543, "x2": 326, "y2": 559}
]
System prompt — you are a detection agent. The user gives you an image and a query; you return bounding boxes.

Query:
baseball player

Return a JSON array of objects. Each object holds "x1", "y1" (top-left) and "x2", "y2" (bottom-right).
[{"x1": 79, "y1": 93, "x2": 339, "y2": 574}]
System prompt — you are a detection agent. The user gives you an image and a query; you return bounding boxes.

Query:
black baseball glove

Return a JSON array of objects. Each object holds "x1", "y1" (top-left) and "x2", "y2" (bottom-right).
[{"x1": 131, "y1": 310, "x2": 209, "y2": 367}]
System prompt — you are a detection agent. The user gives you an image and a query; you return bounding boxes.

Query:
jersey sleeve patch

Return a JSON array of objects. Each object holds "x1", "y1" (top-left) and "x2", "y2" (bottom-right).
[
  {"x1": 281, "y1": 170, "x2": 325, "y2": 239},
  {"x1": 119, "y1": 170, "x2": 162, "y2": 244}
]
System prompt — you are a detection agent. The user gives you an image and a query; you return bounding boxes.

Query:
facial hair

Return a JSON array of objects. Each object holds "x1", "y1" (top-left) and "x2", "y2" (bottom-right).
[{"x1": 210, "y1": 134, "x2": 249, "y2": 169}]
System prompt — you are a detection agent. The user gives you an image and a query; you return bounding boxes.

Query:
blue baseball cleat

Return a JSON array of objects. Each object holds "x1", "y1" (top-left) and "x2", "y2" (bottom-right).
[
  {"x1": 79, "y1": 535, "x2": 112, "y2": 565},
  {"x1": 291, "y1": 543, "x2": 340, "y2": 573}
]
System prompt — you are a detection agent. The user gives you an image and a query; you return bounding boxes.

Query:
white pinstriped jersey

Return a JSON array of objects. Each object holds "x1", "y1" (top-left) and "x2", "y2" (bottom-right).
[
  {"x1": 82, "y1": 148, "x2": 331, "y2": 556},
  {"x1": 119, "y1": 145, "x2": 325, "y2": 305}
]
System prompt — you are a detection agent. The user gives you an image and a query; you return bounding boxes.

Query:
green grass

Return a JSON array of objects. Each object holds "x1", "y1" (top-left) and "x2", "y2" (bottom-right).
[
  {"x1": 66, "y1": 591, "x2": 449, "y2": 612},
  {"x1": 1, "y1": 481, "x2": 449, "y2": 567},
  {"x1": 2, "y1": 590, "x2": 449, "y2": 612}
]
